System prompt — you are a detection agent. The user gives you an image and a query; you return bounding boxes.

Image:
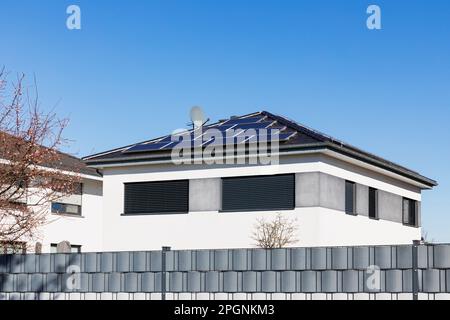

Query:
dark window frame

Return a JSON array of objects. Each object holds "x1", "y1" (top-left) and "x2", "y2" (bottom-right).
[
  {"x1": 345, "y1": 180, "x2": 356, "y2": 215},
  {"x1": 220, "y1": 174, "x2": 296, "y2": 212},
  {"x1": 368, "y1": 187, "x2": 379, "y2": 220},
  {"x1": 123, "y1": 180, "x2": 189, "y2": 215},
  {"x1": 51, "y1": 202, "x2": 82, "y2": 216}
]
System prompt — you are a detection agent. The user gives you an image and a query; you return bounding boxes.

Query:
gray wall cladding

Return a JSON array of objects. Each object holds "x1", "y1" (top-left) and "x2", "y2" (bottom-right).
[
  {"x1": 189, "y1": 178, "x2": 221, "y2": 212},
  {"x1": 377, "y1": 191, "x2": 403, "y2": 224},
  {"x1": 319, "y1": 173, "x2": 345, "y2": 211},
  {"x1": 1, "y1": 244, "x2": 449, "y2": 295},
  {"x1": 294, "y1": 172, "x2": 420, "y2": 226}
]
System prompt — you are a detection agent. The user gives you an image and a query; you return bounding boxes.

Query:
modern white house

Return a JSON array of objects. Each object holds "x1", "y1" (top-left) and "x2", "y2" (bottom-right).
[
  {"x1": 63, "y1": 110, "x2": 437, "y2": 252},
  {"x1": 3, "y1": 111, "x2": 437, "y2": 253}
]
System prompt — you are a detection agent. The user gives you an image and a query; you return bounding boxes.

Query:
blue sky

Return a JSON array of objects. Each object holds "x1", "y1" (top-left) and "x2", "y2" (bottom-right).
[{"x1": 1, "y1": 0, "x2": 449, "y2": 241}]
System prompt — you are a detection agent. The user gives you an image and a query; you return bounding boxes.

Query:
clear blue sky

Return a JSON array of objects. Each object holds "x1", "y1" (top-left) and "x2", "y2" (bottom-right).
[{"x1": 1, "y1": 0, "x2": 449, "y2": 241}]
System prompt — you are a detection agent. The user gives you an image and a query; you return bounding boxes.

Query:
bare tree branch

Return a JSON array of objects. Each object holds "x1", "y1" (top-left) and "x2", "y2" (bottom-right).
[
  {"x1": 251, "y1": 213, "x2": 299, "y2": 249},
  {"x1": 0, "y1": 69, "x2": 81, "y2": 251}
]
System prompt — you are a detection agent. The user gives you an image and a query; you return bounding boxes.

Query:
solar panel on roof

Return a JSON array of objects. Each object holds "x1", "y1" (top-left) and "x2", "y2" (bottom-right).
[
  {"x1": 160, "y1": 141, "x2": 178, "y2": 149},
  {"x1": 277, "y1": 132, "x2": 297, "y2": 141},
  {"x1": 199, "y1": 129, "x2": 294, "y2": 147},
  {"x1": 141, "y1": 131, "x2": 193, "y2": 145},
  {"x1": 241, "y1": 135, "x2": 258, "y2": 143},
  {"x1": 123, "y1": 114, "x2": 296, "y2": 154},
  {"x1": 244, "y1": 128, "x2": 294, "y2": 141},
  {"x1": 125, "y1": 131, "x2": 296, "y2": 153},
  {"x1": 234, "y1": 130, "x2": 295, "y2": 142},
  {"x1": 204, "y1": 124, "x2": 237, "y2": 132},
  {"x1": 154, "y1": 131, "x2": 204, "y2": 143},
  {"x1": 200, "y1": 135, "x2": 244, "y2": 147},
  {"x1": 124, "y1": 142, "x2": 172, "y2": 153},
  {"x1": 232, "y1": 122, "x2": 274, "y2": 130},
  {"x1": 152, "y1": 136, "x2": 173, "y2": 144},
  {"x1": 201, "y1": 123, "x2": 268, "y2": 137}
]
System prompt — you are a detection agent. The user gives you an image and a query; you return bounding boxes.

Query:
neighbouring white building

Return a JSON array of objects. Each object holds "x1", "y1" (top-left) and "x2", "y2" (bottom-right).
[
  {"x1": 38, "y1": 159, "x2": 103, "y2": 253},
  {"x1": 13, "y1": 111, "x2": 438, "y2": 253}
]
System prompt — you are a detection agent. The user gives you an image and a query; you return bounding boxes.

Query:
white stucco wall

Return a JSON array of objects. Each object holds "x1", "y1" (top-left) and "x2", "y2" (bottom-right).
[{"x1": 100, "y1": 207, "x2": 420, "y2": 251}]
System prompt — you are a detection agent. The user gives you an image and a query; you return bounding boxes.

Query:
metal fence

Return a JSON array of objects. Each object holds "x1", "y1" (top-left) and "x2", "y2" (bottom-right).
[{"x1": 1, "y1": 243, "x2": 450, "y2": 300}]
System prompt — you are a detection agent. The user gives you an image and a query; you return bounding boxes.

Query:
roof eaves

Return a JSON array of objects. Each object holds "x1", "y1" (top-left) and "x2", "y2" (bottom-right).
[
  {"x1": 83, "y1": 141, "x2": 436, "y2": 187},
  {"x1": 323, "y1": 142, "x2": 437, "y2": 188}
]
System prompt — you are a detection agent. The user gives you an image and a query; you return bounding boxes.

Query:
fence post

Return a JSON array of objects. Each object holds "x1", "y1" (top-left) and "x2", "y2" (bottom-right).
[
  {"x1": 161, "y1": 246, "x2": 171, "y2": 300},
  {"x1": 412, "y1": 240, "x2": 420, "y2": 300}
]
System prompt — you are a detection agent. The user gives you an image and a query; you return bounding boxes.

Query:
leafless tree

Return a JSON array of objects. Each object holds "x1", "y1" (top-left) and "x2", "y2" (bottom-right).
[
  {"x1": 251, "y1": 213, "x2": 299, "y2": 249},
  {"x1": 0, "y1": 68, "x2": 81, "y2": 251}
]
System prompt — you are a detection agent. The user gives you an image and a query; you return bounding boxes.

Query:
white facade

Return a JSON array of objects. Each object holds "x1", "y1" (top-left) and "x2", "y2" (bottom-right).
[
  {"x1": 30, "y1": 148, "x2": 431, "y2": 252},
  {"x1": 35, "y1": 176, "x2": 103, "y2": 253},
  {"x1": 96, "y1": 151, "x2": 423, "y2": 251}
]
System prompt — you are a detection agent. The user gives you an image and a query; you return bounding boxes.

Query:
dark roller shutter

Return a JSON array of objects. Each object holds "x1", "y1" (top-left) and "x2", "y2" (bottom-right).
[
  {"x1": 221, "y1": 174, "x2": 295, "y2": 212},
  {"x1": 402, "y1": 198, "x2": 417, "y2": 227},
  {"x1": 368, "y1": 187, "x2": 378, "y2": 219},
  {"x1": 345, "y1": 181, "x2": 356, "y2": 215},
  {"x1": 124, "y1": 180, "x2": 188, "y2": 214}
]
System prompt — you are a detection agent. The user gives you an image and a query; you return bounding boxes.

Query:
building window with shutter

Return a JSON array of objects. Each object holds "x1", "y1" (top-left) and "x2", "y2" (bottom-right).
[
  {"x1": 51, "y1": 202, "x2": 82, "y2": 216},
  {"x1": 221, "y1": 174, "x2": 295, "y2": 212},
  {"x1": 123, "y1": 180, "x2": 189, "y2": 215},
  {"x1": 345, "y1": 180, "x2": 356, "y2": 215},
  {"x1": 368, "y1": 187, "x2": 378, "y2": 219},
  {"x1": 402, "y1": 198, "x2": 418, "y2": 227}
]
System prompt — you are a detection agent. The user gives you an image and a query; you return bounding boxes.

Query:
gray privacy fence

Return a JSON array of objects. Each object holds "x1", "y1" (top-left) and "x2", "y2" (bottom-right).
[{"x1": 1, "y1": 243, "x2": 450, "y2": 300}]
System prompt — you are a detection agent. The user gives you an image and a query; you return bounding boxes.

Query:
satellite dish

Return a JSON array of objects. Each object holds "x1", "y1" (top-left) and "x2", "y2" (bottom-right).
[{"x1": 190, "y1": 106, "x2": 205, "y2": 129}]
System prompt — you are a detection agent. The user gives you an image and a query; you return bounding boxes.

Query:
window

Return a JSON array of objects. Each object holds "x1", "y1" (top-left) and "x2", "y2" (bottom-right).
[
  {"x1": 49, "y1": 180, "x2": 83, "y2": 195},
  {"x1": 221, "y1": 174, "x2": 295, "y2": 212},
  {"x1": 403, "y1": 198, "x2": 417, "y2": 227},
  {"x1": 124, "y1": 180, "x2": 189, "y2": 215},
  {"x1": 345, "y1": 180, "x2": 356, "y2": 215},
  {"x1": 368, "y1": 187, "x2": 378, "y2": 219},
  {"x1": 50, "y1": 243, "x2": 82, "y2": 253},
  {"x1": 51, "y1": 202, "x2": 82, "y2": 216},
  {"x1": 0, "y1": 241, "x2": 26, "y2": 254}
]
